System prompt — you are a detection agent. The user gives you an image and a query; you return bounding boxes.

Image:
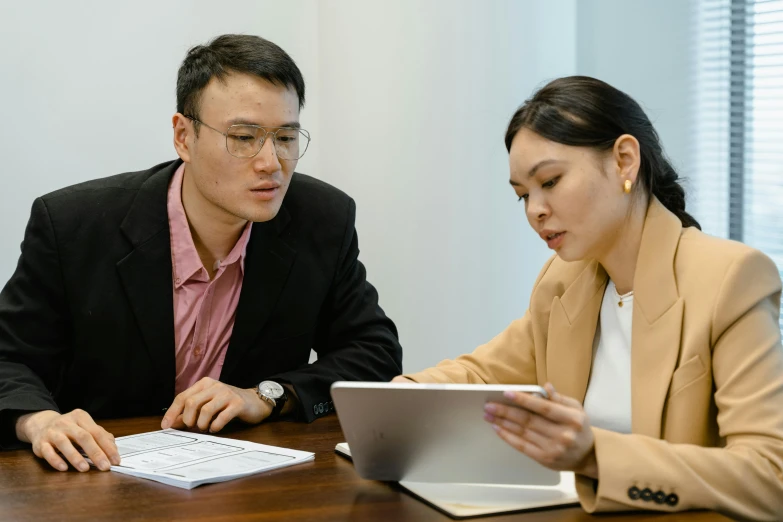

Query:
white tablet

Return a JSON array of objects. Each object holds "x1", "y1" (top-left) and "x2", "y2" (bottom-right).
[{"x1": 330, "y1": 381, "x2": 561, "y2": 486}]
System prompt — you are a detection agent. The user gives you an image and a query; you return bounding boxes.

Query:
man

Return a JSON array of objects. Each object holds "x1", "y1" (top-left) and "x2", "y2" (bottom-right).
[{"x1": 0, "y1": 34, "x2": 402, "y2": 473}]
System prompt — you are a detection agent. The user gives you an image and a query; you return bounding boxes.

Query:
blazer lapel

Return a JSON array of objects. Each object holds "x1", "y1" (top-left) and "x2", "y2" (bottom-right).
[
  {"x1": 220, "y1": 206, "x2": 297, "y2": 381},
  {"x1": 631, "y1": 199, "x2": 684, "y2": 438},
  {"x1": 117, "y1": 160, "x2": 180, "y2": 399},
  {"x1": 546, "y1": 261, "x2": 607, "y2": 403}
]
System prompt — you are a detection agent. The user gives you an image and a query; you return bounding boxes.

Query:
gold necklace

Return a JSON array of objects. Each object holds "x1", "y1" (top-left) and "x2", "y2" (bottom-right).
[{"x1": 614, "y1": 286, "x2": 634, "y2": 308}]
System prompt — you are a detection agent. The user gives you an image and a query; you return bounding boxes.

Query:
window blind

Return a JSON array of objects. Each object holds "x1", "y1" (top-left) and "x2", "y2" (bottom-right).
[{"x1": 694, "y1": 0, "x2": 783, "y2": 328}]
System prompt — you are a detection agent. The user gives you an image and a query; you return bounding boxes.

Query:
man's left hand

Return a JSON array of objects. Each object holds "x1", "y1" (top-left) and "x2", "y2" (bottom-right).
[{"x1": 161, "y1": 378, "x2": 271, "y2": 433}]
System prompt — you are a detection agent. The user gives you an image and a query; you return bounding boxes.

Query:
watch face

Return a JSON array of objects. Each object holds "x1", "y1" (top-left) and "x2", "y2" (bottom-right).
[{"x1": 259, "y1": 381, "x2": 284, "y2": 399}]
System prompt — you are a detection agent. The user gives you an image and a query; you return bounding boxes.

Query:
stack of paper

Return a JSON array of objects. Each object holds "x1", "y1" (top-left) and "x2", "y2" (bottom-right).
[
  {"x1": 335, "y1": 442, "x2": 578, "y2": 518},
  {"x1": 398, "y1": 478, "x2": 579, "y2": 518},
  {"x1": 99, "y1": 429, "x2": 314, "y2": 489}
]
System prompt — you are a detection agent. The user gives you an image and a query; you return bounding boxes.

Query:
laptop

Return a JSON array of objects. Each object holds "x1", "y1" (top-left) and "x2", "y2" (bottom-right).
[{"x1": 330, "y1": 381, "x2": 563, "y2": 486}]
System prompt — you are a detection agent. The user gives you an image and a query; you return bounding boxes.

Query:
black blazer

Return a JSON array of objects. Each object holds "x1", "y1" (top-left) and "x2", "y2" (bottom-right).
[{"x1": 0, "y1": 159, "x2": 402, "y2": 448}]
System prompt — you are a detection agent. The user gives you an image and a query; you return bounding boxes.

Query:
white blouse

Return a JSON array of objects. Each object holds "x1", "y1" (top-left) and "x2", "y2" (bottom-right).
[{"x1": 582, "y1": 280, "x2": 633, "y2": 434}]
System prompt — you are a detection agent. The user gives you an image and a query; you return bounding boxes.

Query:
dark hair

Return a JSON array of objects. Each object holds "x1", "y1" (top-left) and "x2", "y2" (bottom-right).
[
  {"x1": 504, "y1": 76, "x2": 700, "y2": 229},
  {"x1": 176, "y1": 34, "x2": 305, "y2": 130}
]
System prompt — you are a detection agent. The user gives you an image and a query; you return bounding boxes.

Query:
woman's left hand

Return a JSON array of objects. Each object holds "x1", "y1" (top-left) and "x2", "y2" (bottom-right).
[{"x1": 484, "y1": 383, "x2": 598, "y2": 479}]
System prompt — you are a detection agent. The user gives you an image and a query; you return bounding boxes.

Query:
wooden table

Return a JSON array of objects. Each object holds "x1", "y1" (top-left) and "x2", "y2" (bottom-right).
[{"x1": 0, "y1": 415, "x2": 731, "y2": 521}]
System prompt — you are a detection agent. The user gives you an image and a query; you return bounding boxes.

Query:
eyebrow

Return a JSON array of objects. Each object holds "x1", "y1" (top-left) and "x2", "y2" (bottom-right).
[
  {"x1": 226, "y1": 118, "x2": 301, "y2": 129},
  {"x1": 509, "y1": 159, "x2": 563, "y2": 186}
]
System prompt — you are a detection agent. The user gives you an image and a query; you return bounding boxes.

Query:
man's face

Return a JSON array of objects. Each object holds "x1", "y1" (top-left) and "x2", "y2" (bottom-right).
[{"x1": 175, "y1": 72, "x2": 300, "y2": 224}]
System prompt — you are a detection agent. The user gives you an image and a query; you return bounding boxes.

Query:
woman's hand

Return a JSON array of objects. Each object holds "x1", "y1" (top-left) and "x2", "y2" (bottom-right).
[
  {"x1": 390, "y1": 375, "x2": 414, "y2": 383},
  {"x1": 483, "y1": 383, "x2": 598, "y2": 478}
]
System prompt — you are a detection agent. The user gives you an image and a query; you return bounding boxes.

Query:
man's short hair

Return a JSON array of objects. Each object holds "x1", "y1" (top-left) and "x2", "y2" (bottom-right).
[{"x1": 176, "y1": 34, "x2": 306, "y2": 127}]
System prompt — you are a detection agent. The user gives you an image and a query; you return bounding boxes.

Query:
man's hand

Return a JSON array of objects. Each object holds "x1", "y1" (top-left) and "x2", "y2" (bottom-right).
[
  {"x1": 483, "y1": 383, "x2": 598, "y2": 479},
  {"x1": 16, "y1": 409, "x2": 120, "y2": 472},
  {"x1": 161, "y1": 377, "x2": 272, "y2": 433}
]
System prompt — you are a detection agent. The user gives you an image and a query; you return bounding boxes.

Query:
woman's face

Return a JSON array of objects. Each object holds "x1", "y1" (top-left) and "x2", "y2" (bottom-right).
[{"x1": 508, "y1": 128, "x2": 637, "y2": 263}]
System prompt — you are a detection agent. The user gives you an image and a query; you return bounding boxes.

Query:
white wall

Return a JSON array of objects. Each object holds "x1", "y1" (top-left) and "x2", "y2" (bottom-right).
[
  {"x1": 11, "y1": 1, "x2": 704, "y2": 374},
  {"x1": 576, "y1": 0, "x2": 696, "y2": 194},
  {"x1": 315, "y1": 0, "x2": 575, "y2": 371},
  {"x1": 0, "y1": 0, "x2": 321, "y2": 278}
]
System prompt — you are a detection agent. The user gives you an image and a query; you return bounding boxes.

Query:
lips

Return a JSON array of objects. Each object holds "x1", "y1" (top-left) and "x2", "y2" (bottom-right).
[
  {"x1": 539, "y1": 230, "x2": 564, "y2": 241},
  {"x1": 249, "y1": 185, "x2": 280, "y2": 201},
  {"x1": 539, "y1": 230, "x2": 566, "y2": 250},
  {"x1": 250, "y1": 183, "x2": 280, "y2": 191}
]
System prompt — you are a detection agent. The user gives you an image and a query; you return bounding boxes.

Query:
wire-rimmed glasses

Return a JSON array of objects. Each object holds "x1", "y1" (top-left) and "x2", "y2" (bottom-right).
[{"x1": 185, "y1": 116, "x2": 311, "y2": 160}]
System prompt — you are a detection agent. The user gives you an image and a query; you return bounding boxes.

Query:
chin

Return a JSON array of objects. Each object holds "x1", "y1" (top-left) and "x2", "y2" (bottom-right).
[
  {"x1": 230, "y1": 201, "x2": 281, "y2": 223},
  {"x1": 554, "y1": 247, "x2": 584, "y2": 263},
  {"x1": 248, "y1": 207, "x2": 282, "y2": 223}
]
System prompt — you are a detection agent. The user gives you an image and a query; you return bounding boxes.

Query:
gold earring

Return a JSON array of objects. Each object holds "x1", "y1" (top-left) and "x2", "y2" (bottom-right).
[{"x1": 624, "y1": 180, "x2": 632, "y2": 194}]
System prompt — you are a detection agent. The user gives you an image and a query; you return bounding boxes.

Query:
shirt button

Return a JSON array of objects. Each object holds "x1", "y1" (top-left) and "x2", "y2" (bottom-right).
[
  {"x1": 175, "y1": 277, "x2": 181, "y2": 284},
  {"x1": 194, "y1": 346, "x2": 202, "y2": 356}
]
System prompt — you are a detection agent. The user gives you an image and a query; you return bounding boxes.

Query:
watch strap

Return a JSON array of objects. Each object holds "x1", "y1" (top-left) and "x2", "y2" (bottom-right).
[{"x1": 267, "y1": 389, "x2": 287, "y2": 420}]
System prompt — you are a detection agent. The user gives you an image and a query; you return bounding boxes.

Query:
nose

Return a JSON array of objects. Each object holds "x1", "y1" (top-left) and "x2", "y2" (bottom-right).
[
  {"x1": 525, "y1": 193, "x2": 550, "y2": 224},
  {"x1": 252, "y1": 135, "x2": 282, "y2": 173}
]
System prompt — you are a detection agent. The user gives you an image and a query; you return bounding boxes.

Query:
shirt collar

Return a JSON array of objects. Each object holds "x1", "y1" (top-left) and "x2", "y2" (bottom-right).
[{"x1": 167, "y1": 164, "x2": 253, "y2": 288}]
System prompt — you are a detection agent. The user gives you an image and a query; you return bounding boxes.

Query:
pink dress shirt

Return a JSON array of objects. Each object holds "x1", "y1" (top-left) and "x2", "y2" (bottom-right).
[{"x1": 167, "y1": 164, "x2": 252, "y2": 395}]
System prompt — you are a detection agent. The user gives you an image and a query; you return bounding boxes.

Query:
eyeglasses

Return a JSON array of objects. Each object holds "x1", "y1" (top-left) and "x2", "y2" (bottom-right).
[{"x1": 184, "y1": 115, "x2": 311, "y2": 160}]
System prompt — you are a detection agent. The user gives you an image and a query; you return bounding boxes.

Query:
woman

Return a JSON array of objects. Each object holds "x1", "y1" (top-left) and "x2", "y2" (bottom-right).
[{"x1": 396, "y1": 76, "x2": 783, "y2": 520}]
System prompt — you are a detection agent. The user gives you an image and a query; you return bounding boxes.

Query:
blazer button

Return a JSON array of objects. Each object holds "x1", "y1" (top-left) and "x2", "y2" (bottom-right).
[
  {"x1": 653, "y1": 491, "x2": 666, "y2": 505},
  {"x1": 627, "y1": 486, "x2": 641, "y2": 500},
  {"x1": 665, "y1": 493, "x2": 679, "y2": 507},
  {"x1": 640, "y1": 488, "x2": 653, "y2": 502},
  {"x1": 161, "y1": 408, "x2": 168, "y2": 413},
  {"x1": 313, "y1": 404, "x2": 318, "y2": 415}
]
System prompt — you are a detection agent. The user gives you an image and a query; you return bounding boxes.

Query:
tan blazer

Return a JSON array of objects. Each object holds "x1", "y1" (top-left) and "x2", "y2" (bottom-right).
[{"x1": 405, "y1": 199, "x2": 783, "y2": 520}]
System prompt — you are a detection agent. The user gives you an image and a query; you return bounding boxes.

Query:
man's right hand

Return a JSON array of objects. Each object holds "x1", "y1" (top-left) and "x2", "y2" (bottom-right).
[
  {"x1": 391, "y1": 375, "x2": 414, "y2": 383},
  {"x1": 15, "y1": 409, "x2": 120, "y2": 472}
]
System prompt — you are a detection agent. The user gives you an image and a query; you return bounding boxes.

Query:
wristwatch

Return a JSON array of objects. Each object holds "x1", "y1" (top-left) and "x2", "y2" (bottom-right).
[{"x1": 256, "y1": 380, "x2": 288, "y2": 420}]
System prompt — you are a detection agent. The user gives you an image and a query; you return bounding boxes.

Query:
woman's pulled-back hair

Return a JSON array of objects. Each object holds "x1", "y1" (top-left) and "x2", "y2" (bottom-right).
[{"x1": 505, "y1": 76, "x2": 700, "y2": 230}]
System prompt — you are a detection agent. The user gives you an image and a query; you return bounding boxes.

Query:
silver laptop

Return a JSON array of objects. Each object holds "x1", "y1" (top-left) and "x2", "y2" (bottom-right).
[{"x1": 331, "y1": 381, "x2": 562, "y2": 486}]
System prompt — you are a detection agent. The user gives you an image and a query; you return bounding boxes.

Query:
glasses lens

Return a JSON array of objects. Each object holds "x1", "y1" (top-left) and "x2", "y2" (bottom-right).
[
  {"x1": 226, "y1": 125, "x2": 263, "y2": 158},
  {"x1": 275, "y1": 129, "x2": 310, "y2": 160}
]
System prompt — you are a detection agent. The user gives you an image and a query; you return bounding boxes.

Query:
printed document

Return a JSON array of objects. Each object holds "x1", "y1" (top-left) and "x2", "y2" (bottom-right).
[{"x1": 99, "y1": 429, "x2": 314, "y2": 489}]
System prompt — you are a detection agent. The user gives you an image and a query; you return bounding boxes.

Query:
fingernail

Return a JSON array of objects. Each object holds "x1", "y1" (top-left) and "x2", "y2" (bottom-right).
[
  {"x1": 491, "y1": 424, "x2": 501, "y2": 432},
  {"x1": 484, "y1": 403, "x2": 497, "y2": 413},
  {"x1": 483, "y1": 413, "x2": 495, "y2": 422},
  {"x1": 161, "y1": 419, "x2": 170, "y2": 429},
  {"x1": 111, "y1": 455, "x2": 121, "y2": 466},
  {"x1": 98, "y1": 459, "x2": 110, "y2": 471},
  {"x1": 78, "y1": 463, "x2": 89, "y2": 472},
  {"x1": 503, "y1": 391, "x2": 515, "y2": 399},
  {"x1": 58, "y1": 463, "x2": 68, "y2": 471}
]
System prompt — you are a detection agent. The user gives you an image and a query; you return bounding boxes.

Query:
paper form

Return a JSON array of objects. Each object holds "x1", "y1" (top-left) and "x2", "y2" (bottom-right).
[{"x1": 102, "y1": 429, "x2": 313, "y2": 489}]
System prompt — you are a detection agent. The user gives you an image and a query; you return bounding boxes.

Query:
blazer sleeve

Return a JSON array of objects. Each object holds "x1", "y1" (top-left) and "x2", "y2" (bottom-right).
[
  {"x1": 269, "y1": 198, "x2": 402, "y2": 422},
  {"x1": 403, "y1": 256, "x2": 556, "y2": 385},
  {"x1": 0, "y1": 198, "x2": 70, "y2": 449},
  {"x1": 576, "y1": 249, "x2": 783, "y2": 520}
]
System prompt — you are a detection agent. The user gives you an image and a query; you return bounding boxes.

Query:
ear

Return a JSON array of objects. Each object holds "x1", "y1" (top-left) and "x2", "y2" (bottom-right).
[
  {"x1": 612, "y1": 134, "x2": 641, "y2": 187},
  {"x1": 172, "y1": 113, "x2": 193, "y2": 163}
]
